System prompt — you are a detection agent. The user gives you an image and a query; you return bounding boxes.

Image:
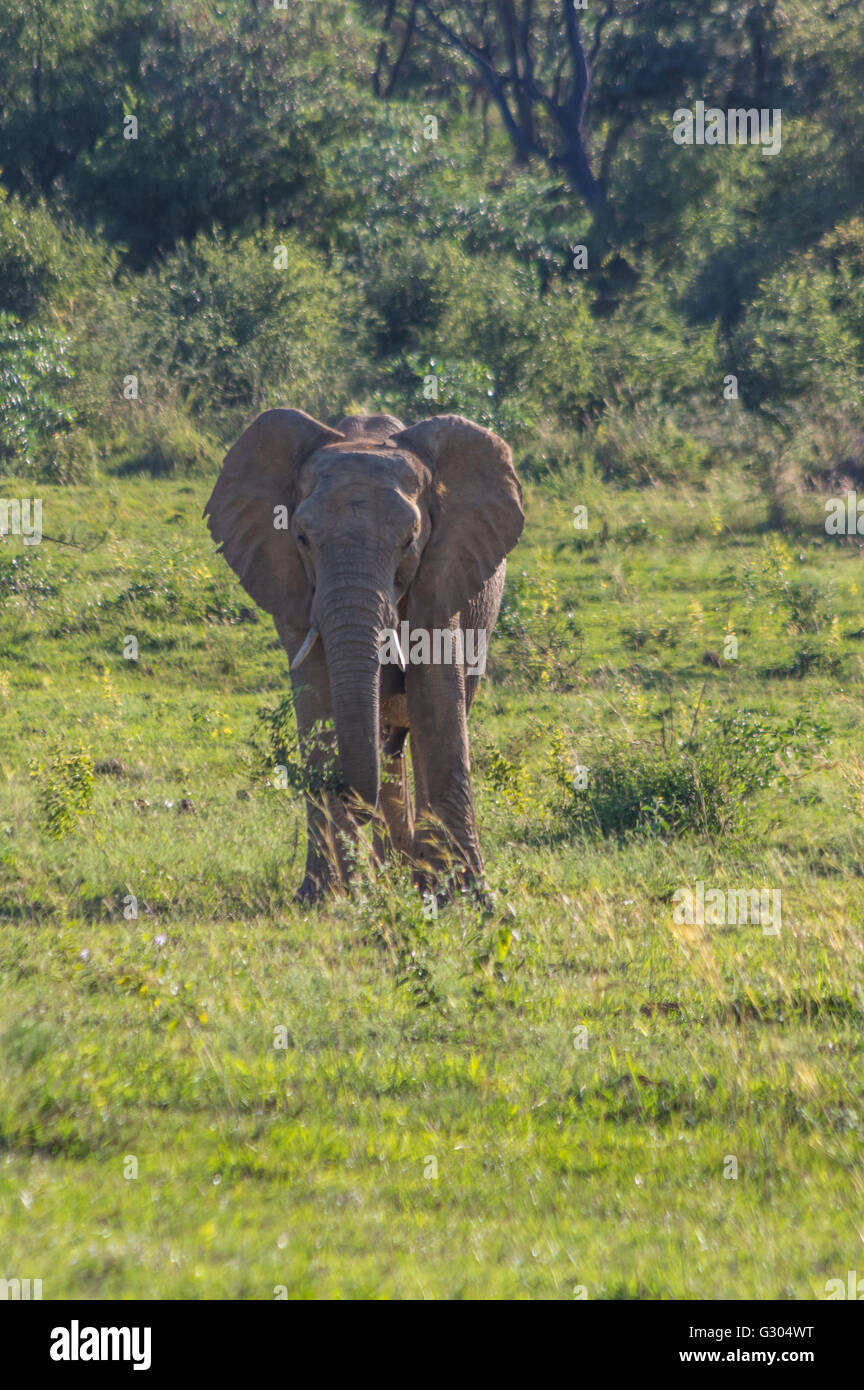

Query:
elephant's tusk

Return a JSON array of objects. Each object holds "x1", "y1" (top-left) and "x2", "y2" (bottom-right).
[
  {"x1": 391, "y1": 628, "x2": 407, "y2": 672},
  {"x1": 290, "y1": 627, "x2": 319, "y2": 670}
]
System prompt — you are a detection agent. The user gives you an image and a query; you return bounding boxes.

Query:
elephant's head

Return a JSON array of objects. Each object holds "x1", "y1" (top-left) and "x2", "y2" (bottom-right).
[{"x1": 204, "y1": 409, "x2": 523, "y2": 810}]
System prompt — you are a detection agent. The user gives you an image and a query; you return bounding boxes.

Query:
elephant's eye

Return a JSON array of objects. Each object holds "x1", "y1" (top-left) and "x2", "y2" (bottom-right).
[
  {"x1": 402, "y1": 531, "x2": 417, "y2": 551},
  {"x1": 296, "y1": 532, "x2": 309, "y2": 547}
]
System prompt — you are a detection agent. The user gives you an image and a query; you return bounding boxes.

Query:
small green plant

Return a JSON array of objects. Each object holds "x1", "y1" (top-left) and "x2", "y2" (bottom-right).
[
  {"x1": 475, "y1": 738, "x2": 531, "y2": 812},
  {"x1": 354, "y1": 860, "x2": 448, "y2": 1013},
  {"x1": 106, "y1": 568, "x2": 181, "y2": 620},
  {"x1": 30, "y1": 742, "x2": 94, "y2": 838},
  {"x1": 251, "y1": 700, "x2": 341, "y2": 796},
  {"x1": 0, "y1": 551, "x2": 57, "y2": 602}
]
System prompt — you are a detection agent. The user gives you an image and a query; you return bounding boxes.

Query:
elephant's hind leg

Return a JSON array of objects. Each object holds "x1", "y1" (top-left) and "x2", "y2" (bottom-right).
[{"x1": 376, "y1": 743, "x2": 415, "y2": 862}]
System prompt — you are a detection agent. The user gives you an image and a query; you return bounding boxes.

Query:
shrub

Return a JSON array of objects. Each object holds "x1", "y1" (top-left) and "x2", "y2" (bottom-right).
[
  {"x1": 106, "y1": 407, "x2": 222, "y2": 478},
  {"x1": 132, "y1": 230, "x2": 361, "y2": 428},
  {"x1": 553, "y1": 709, "x2": 832, "y2": 839},
  {"x1": 0, "y1": 192, "x2": 67, "y2": 321},
  {"x1": 370, "y1": 353, "x2": 533, "y2": 435},
  {"x1": 590, "y1": 398, "x2": 713, "y2": 486},
  {"x1": 0, "y1": 313, "x2": 75, "y2": 471},
  {"x1": 29, "y1": 743, "x2": 95, "y2": 839},
  {"x1": 735, "y1": 249, "x2": 864, "y2": 414},
  {"x1": 352, "y1": 861, "x2": 448, "y2": 1013},
  {"x1": 356, "y1": 236, "x2": 466, "y2": 357},
  {"x1": 473, "y1": 737, "x2": 532, "y2": 813},
  {"x1": 0, "y1": 192, "x2": 130, "y2": 459},
  {"x1": 251, "y1": 701, "x2": 340, "y2": 797},
  {"x1": 0, "y1": 550, "x2": 57, "y2": 605}
]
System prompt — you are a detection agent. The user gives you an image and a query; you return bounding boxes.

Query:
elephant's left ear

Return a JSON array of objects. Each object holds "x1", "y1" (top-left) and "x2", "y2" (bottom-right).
[{"x1": 393, "y1": 415, "x2": 524, "y2": 624}]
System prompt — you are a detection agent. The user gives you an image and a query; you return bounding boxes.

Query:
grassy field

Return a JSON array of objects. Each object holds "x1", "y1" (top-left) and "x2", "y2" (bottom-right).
[{"x1": 1, "y1": 455, "x2": 863, "y2": 1299}]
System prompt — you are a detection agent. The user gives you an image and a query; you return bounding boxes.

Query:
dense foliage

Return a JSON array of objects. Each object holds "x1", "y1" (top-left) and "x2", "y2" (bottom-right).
[{"x1": 0, "y1": 0, "x2": 861, "y2": 482}]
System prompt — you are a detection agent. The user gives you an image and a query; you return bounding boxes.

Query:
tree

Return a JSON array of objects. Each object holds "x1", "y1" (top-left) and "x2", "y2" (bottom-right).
[{"x1": 368, "y1": 1, "x2": 789, "y2": 223}]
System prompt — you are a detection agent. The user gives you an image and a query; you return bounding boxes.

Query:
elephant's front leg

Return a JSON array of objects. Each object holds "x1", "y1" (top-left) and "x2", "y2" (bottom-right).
[
  {"x1": 288, "y1": 640, "x2": 357, "y2": 902},
  {"x1": 406, "y1": 653, "x2": 484, "y2": 895}
]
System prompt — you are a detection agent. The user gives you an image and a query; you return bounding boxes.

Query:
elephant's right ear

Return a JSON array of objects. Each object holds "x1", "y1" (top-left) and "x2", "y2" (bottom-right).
[{"x1": 204, "y1": 409, "x2": 342, "y2": 630}]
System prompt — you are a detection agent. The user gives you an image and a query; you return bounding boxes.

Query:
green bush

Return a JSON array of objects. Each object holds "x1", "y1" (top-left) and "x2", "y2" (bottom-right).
[
  {"x1": 0, "y1": 549, "x2": 57, "y2": 603},
  {"x1": 0, "y1": 191, "x2": 67, "y2": 321},
  {"x1": 251, "y1": 702, "x2": 341, "y2": 797},
  {"x1": 370, "y1": 353, "x2": 533, "y2": 435},
  {"x1": 29, "y1": 743, "x2": 95, "y2": 839},
  {"x1": 106, "y1": 407, "x2": 222, "y2": 478},
  {"x1": 555, "y1": 709, "x2": 832, "y2": 840},
  {"x1": 736, "y1": 252, "x2": 864, "y2": 413},
  {"x1": 131, "y1": 230, "x2": 362, "y2": 427},
  {"x1": 0, "y1": 312, "x2": 75, "y2": 471},
  {"x1": 357, "y1": 236, "x2": 466, "y2": 357},
  {"x1": 589, "y1": 398, "x2": 713, "y2": 486}
]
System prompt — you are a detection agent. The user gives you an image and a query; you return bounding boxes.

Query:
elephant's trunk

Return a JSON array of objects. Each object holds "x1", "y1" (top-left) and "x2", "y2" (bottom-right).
[{"x1": 314, "y1": 580, "x2": 387, "y2": 814}]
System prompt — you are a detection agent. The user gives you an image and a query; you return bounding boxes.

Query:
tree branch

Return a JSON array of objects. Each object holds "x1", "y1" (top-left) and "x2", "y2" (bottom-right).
[
  {"x1": 562, "y1": 0, "x2": 591, "y2": 123},
  {"x1": 589, "y1": 0, "x2": 617, "y2": 68},
  {"x1": 379, "y1": 0, "x2": 418, "y2": 98},
  {"x1": 415, "y1": 0, "x2": 546, "y2": 160}
]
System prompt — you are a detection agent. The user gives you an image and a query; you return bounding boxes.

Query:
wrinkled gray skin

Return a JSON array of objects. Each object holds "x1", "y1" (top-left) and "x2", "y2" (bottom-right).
[{"x1": 205, "y1": 408, "x2": 524, "y2": 902}]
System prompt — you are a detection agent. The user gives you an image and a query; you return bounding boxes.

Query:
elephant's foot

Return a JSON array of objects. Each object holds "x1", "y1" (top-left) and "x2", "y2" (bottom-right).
[
  {"x1": 294, "y1": 864, "x2": 344, "y2": 905},
  {"x1": 414, "y1": 865, "x2": 491, "y2": 913},
  {"x1": 412, "y1": 822, "x2": 485, "y2": 908},
  {"x1": 415, "y1": 878, "x2": 449, "y2": 914},
  {"x1": 294, "y1": 874, "x2": 326, "y2": 905}
]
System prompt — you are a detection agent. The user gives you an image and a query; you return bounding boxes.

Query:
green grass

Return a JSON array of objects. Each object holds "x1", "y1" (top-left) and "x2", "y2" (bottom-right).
[{"x1": 1, "y1": 460, "x2": 864, "y2": 1299}]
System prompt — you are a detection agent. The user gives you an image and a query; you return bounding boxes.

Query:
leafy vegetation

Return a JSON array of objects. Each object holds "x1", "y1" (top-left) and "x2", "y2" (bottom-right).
[
  {"x1": 29, "y1": 742, "x2": 95, "y2": 839},
  {"x1": 0, "y1": 1, "x2": 861, "y2": 481}
]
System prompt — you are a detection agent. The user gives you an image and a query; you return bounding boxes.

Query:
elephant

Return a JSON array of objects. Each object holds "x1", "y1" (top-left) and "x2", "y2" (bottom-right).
[{"x1": 204, "y1": 408, "x2": 524, "y2": 902}]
